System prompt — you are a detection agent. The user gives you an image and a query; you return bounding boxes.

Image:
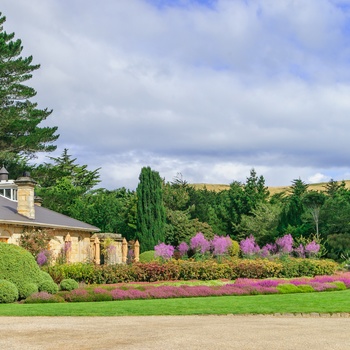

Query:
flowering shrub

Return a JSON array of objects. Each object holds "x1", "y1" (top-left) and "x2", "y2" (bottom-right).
[
  {"x1": 305, "y1": 241, "x2": 320, "y2": 257},
  {"x1": 24, "y1": 291, "x2": 65, "y2": 303},
  {"x1": 190, "y1": 232, "x2": 211, "y2": 255},
  {"x1": 276, "y1": 234, "x2": 293, "y2": 254},
  {"x1": 240, "y1": 235, "x2": 260, "y2": 257},
  {"x1": 154, "y1": 243, "x2": 174, "y2": 260},
  {"x1": 178, "y1": 242, "x2": 189, "y2": 258},
  {"x1": 212, "y1": 235, "x2": 232, "y2": 257}
]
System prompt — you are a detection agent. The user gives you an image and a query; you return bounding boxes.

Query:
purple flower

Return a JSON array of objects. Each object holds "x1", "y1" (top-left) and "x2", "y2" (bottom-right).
[
  {"x1": 211, "y1": 235, "x2": 232, "y2": 256},
  {"x1": 190, "y1": 232, "x2": 211, "y2": 254},
  {"x1": 276, "y1": 234, "x2": 293, "y2": 254},
  {"x1": 37, "y1": 250, "x2": 48, "y2": 266},
  {"x1": 305, "y1": 241, "x2": 320, "y2": 257},
  {"x1": 240, "y1": 235, "x2": 260, "y2": 256},
  {"x1": 178, "y1": 242, "x2": 189, "y2": 257},
  {"x1": 294, "y1": 244, "x2": 305, "y2": 258},
  {"x1": 154, "y1": 243, "x2": 174, "y2": 260}
]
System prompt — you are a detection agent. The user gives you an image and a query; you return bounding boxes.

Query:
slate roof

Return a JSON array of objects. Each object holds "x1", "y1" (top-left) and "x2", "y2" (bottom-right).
[{"x1": 0, "y1": 195, "x2": 100, "y2": 232}]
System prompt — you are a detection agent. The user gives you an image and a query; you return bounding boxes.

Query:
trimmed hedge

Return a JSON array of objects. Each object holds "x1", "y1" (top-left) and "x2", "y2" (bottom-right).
[
  {"x1": 46, "y1": 258, "x2": 339, "y2": 284},
  {"x1": 0, "y1": 242, "x2": 58, "y2": 301},
  {"x1": 0, "y1": 279, "x2": 19, "y2": 303},
  {"x1": 60, "y1": 279, "x2": 79, "y2": 291}
]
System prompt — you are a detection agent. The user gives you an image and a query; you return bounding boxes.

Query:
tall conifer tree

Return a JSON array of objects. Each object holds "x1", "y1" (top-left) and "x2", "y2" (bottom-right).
[
  {"x1": 136, "y1": 166, "x2": 166, "y2": 251},
  {"x1": 0, "y1": 13, "x2": 58, "y2": 163}
]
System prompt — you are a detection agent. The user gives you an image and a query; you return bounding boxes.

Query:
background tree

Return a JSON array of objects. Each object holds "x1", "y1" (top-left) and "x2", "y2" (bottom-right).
[
  {"x1": 33, "y1": 149, "x2": 100, "y2": 215},
  {"x1": 302, "y1": 190, "x2": 326, "y2": 239},
  {"x1": 277, "y1": 178, "x2": 310, "y2": 237},
  {"x1": 0, "y1": 13, "x2": 58, "y2": 164},
  {"x1": 136, "y1": 167, "x2": 166, "y2": 252}
]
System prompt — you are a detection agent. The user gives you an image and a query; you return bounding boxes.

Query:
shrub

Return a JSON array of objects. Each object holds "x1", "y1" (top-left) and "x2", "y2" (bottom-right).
[
  {"x1": 228, "y1": 240, "x2": 240, "y2": 257},
  {"x1": 18, "y1": 282, "x2": 38, "y2": 299},
  {"x1": 0, "y1": 242, "x2": 56, "y2": 299},
  {"x1": 39, "y1": 280, "x2": 59, "y2": 294},
  {"x1": 139, "y1": 251, "x2": 157, "y2": 263},
  {"x1": 40, "y1": 270, "x2": 54, "y2": 282},
  {"x1": 277, "y1": 283, "x2": 301, "y2": 294},
  {"x1": 24, "y1": 292, "x2": 65, "y2": 304},
  {"x1": 0, "y1": 279, "x2": 19, "y2": 303},
  {"x1": 60, "y1": 279, "x2": 79, "y2": 291},
  {"x1": 154, "y1": 243, "x2": 174, "y2": 260},
  {"x1": 296, "y1": 284, "x2": 315, "y2": 293}
]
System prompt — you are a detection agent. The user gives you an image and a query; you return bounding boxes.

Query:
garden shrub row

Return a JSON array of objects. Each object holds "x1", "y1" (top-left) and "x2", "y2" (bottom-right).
[{"x1": 45, "y1": 258, "x2": 339, "y2": 284}]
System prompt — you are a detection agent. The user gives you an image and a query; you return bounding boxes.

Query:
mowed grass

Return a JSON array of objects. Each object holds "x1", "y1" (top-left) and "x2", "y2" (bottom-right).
[{"x1": 0, "y1": 290, "x2": 349, "y2": 316}]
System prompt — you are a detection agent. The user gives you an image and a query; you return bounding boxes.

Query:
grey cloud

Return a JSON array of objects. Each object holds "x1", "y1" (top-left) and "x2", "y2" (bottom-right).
[{"x1": 2, "y1": 0, "x2": 350, "y2": 189}]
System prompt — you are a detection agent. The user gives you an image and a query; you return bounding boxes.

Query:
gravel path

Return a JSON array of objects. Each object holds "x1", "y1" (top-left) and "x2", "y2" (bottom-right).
[{"x1": 1, "y1": 315, "x2": 350, "y2": 350}]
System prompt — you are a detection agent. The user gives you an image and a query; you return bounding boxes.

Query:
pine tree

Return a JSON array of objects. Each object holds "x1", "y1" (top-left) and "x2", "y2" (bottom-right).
[
  {"x1": 136, "y1": 167, "x2": 166, "y2": 252},
  {"x1": 0, "y1": 13, "x2": 58, "y2": 162}
]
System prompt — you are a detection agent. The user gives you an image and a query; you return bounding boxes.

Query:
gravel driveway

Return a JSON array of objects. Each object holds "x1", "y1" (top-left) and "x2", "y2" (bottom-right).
[{"x1": 1, "y1": 315, "x2": 350, "y2": 350}]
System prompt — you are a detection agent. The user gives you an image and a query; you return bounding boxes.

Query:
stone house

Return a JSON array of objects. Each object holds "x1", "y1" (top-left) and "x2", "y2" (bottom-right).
[{"x1": 0, "y1": 167, "x2": 139, "y2": 264}]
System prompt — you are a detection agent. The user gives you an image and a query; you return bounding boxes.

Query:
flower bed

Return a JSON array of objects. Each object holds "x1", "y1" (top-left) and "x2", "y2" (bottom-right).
[{"x1": 25, "y1": 272, "x2": 350, "y2": 303}]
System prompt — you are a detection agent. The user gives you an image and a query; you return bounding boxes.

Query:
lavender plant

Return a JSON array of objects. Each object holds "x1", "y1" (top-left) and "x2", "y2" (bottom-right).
[
  {"x1": 240, "y1": 235, "x2": 260, "y2": 258},
  {"x1": 154, "y1": 243, "x2": 174, "y2": 260}
]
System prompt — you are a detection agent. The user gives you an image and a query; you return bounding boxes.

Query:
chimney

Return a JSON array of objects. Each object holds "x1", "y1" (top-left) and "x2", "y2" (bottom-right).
[
  {"x1": 0, "y1": 166, "x2": 9, "y2": 181},
  {"x1": 14, "y1": 172, "x2": 37, "y2": 219}
]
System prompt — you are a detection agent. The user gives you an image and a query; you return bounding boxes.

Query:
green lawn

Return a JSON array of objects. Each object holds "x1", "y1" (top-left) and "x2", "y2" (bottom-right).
[{"x1": 0, "y1": 290, "x2": 349, "y2": 316}]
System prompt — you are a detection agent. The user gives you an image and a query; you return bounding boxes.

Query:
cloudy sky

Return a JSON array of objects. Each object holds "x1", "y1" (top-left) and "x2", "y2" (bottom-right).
[{"x1": 2, "y1": 0, "x2": 350, "y2": 189}]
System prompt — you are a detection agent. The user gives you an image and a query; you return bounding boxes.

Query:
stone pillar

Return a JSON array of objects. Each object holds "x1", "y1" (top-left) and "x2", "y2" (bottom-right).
[
  {"x1": 14, "y1": 174, "x2": 37, "y2": 219},
  {"x1": 65, "y1": 233, "x2": 72, "y2": 263},
  {"x1": 122, "y1": 238, "x2": 128, "y2": 263},
  {"x1": 134, "y1": 240, "x2": 140, "y2": 262},
  {"x1": 94, "y1": 236, "x2": 100, "y2": 265}
]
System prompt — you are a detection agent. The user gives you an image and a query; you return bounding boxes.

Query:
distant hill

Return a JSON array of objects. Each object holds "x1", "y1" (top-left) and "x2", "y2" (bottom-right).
[{"x1": 191, "y1": 180, "x2": 350, "y2": 196}]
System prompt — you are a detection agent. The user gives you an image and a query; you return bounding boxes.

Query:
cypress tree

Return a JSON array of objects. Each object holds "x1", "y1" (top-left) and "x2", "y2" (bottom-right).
[{"x1": 136, "y1": 166, "x2": 166, "y2": 252}]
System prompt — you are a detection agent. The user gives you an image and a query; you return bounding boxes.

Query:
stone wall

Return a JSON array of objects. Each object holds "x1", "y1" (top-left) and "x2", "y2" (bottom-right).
[{"x1": 0, "y1": 224, "x2": 139, "y2": 264}]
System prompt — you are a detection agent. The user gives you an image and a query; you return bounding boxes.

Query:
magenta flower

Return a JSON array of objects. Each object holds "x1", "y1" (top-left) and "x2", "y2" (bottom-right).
[
  {"x1": 305, "y1": 241, "x2": 320, "y2": 257},
  {"x1": 240, "y1": 235, "x2": 260, "y2": 256},
  {"x1": 154, "y1": 243, "x2": 174, "y2": 260},
  {"x1": 178, "y1": 242, "x2": 189, "y2": 257},
  {"x1": 211, "y1": 235, "x2": 232, "y2": 256},
  {"x1": 276, "y1": 234, "x2": 293, "y2": 254},
  {"x1": 190, "y1": 232, "x2": 211, "y2": 254},
  {"x1": 37, "y1": 250, "x2": 48, "y2": 266},
  {"x1": 294, "y1": 244, "x2": 305, "y2": 258}
]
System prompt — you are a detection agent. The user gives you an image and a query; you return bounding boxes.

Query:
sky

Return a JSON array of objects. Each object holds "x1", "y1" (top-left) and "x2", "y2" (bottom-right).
[{"x1": 2, "y1": 0, "x2": 350, "y2": 190}]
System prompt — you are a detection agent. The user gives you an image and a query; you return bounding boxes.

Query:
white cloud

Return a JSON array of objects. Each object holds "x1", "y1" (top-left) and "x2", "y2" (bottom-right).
[{"x1": 3, "y1": 0, "x2": 350, "y2": 189}]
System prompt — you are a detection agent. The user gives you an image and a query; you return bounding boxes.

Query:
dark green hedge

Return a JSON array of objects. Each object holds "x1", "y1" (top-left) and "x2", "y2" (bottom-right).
[{"x1": 45, "y1": 258, "x2": 339, "y2": 284}]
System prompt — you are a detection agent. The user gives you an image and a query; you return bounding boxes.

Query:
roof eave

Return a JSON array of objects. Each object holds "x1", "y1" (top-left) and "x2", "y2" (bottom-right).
[{"x1": 0, "y1": 219, "x2": 100, "y2": 232}]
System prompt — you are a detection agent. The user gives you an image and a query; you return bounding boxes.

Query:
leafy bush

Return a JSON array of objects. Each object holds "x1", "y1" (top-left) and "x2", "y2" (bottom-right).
[
  {"x1": 0, "y1": 279, "x2": 19, "y2": 303},
  {"x1": 60, "y1": 278, "x2": 79, "y2": 291},
  {"x1": 279, "y1": 258, "x2": 339, "y2": 278},
  {"x1": 139, "y1": 250, "x2": 157, "y2": 263},
  {"x1": 277, "y1": 283, "x2": 301, "y2": 294},
  {"x1": 228, "y1": 240, "x2": 240, "y2": 257},
  {"x1": 0, "y1": 242, "x2": 56, "y2": 299},
  {"x1": 18, "y1": 282, "x2": 38, "y2": 299},
  {"x1": 39, "y1": 280, "x2": 59, "y2": 294},
  {"x1": 45, "y1": 257, "x2": 339, "y2": 284},
  {"x1": 40, "y1": 270, "x2": 54, "y2": 282}
]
